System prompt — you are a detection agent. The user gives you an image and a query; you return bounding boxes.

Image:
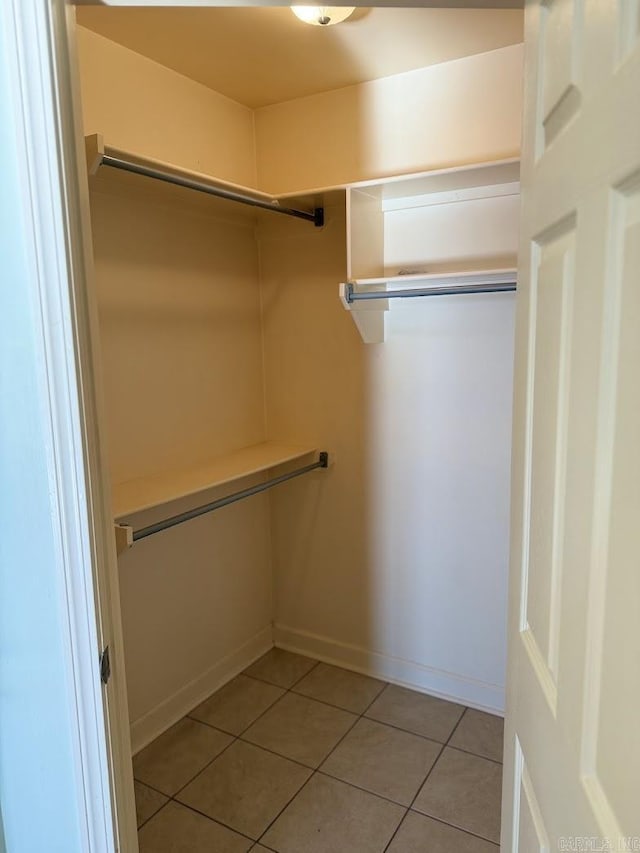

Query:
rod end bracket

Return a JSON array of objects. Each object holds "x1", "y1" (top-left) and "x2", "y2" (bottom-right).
[
  {"x1": 114, "y1": 523, "x2": 133, "y2": 556},
  {"x1": 314, "y1": 207, "x2": 325, "y2": 228},
  {"x1": 85, "y1": 133, "x2": 105, "y2": 177}
]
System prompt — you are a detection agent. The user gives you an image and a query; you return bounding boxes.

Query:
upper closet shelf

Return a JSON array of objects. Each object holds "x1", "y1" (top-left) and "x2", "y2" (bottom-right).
[
  {"x1": 85, "y1": 134, "x2": 324, "y2": 227},
  {"x1": 112, "y1": 441, "x2": 319, "y2": 520},
  {"x1": 343, "y1": 158, "x2": 520, "y2": 343},
  {"x1": 346, "y1": 268, "x2": 518, "y2": 289}
]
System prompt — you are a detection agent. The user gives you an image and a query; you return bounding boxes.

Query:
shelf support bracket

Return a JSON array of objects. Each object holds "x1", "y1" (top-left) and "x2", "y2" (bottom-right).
[
  {"x1": 114, "y1": 523, "x2": 133, "y2": 556},
  {"x1": 339, "y1": 282, "x2": 388, "y2": 344},
  {"x1": 85, "y1": 132, "x2": 104, "y2": 177}
]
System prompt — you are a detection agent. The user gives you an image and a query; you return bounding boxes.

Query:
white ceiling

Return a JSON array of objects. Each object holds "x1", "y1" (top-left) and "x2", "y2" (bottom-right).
[{"x1": 76, "y1": 6, "x2": 523, "y2": 109}]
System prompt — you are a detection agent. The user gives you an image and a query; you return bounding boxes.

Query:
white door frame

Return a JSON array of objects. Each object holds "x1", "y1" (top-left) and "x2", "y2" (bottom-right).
[
  {"x1": 2, "y1": 0, "x2": 136, "y2": 849},
  {"x1": 3, "y1": 1, "x2": 520, "y2": 850}
]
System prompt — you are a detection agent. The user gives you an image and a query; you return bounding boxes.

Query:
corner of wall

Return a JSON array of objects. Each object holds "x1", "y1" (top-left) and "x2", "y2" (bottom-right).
[
  {"x1": 254, "y1": 41, "x2": 524, "y2": 194},
  {"x1": 76, "y1": 24, "x2": 257, "y2": 188}
]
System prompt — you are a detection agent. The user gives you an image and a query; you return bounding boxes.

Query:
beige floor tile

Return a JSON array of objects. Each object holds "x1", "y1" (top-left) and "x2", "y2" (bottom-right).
[
  {"x1": 176, "y1": 740, "x2": 311, "y2": 839},
  {"x1": 138, "y1": 801, "x2": 251, "y2": 853},
  {"x1": 365, "y1": 685, "x2": 465, "y2": 743},
  {"x1": 320, "y1": 718, "x2": 441, "y2": 805},
  {"x1": 413, "y1": 747, "x2": 502, "y2": 843},
  {"x1": 449, "y1": 709, "x2": 504, "y2": 763},
  {"x1": 190, "y1": 675, "x2": 285, "y2": 735},
  {"x1": 387, "y1": 811, "x2": 499, "y2": 852},
  {"x1": 134, "y1": 780, "x2": 168, "y2": 828},
  {"x1": 243, "y1": 692, "x2": 356, "y2": 767},
  {"x1": 244, "y1": 649, "x2": 317, "y2": 688},
  {"x1": 251, "y1": 847, "x2": 274, "y2": 852},
  {"x1": 133, "y1": 717, "x2": 233, "y2": 795},
  {"x1": 292, "y1": 663, "x2": 386, "y2": 713},
  {"x1": 262, "y1": 773, "x2": 404, "y2": 853}
]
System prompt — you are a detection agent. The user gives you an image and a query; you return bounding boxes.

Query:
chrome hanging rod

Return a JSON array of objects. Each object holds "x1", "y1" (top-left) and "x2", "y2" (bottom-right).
[
  {"x1": 101, "y1": 153, "x2": 325, "y2": 227},
  {"x1": 345, "y1": 279, "x2": 516, "y2": 304},
  {"x1": 130, "y1": 452, "x2": 329, "y2": 542}
]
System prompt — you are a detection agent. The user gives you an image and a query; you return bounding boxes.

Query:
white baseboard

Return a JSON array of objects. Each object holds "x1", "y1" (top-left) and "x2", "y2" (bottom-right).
[
  {"x1": 130, "y1": 625, "x2": 274, "y2": 754},
  {"x1": 274, "y1": 623, "x2": 504, "y2": 716}
]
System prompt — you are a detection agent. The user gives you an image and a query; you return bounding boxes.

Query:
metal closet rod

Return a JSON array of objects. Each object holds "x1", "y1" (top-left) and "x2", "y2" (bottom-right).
[
  {"x1": 131, "y1": 452, "x2": 329, "y2": 542},
  {"x1": 101, "y1": 153, "x2": 325, "y2": 227},
  {"x1": 345, "y1": 280, "x2": 517, "y2": 303}
]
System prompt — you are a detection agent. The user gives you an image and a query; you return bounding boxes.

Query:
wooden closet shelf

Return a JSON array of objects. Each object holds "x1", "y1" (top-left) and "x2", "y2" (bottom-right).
[
  {"x1": 85, "y1": 134, "x2": 324, "y2": 227},
  {"x1": 113, "y1": 441, "x2": 318, "y2": 519},
  {"x1": 348, "y1": 265, "x2": 519, "y2": 289},
  {"x1": 344, "y1": 157, "x2": 521, "y2": 344}
]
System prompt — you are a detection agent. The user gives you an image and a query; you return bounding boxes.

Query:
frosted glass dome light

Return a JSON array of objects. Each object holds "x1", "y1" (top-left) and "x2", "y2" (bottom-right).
[{"x1": 291, "y1": 6, "x2": 355, "y2": 26}]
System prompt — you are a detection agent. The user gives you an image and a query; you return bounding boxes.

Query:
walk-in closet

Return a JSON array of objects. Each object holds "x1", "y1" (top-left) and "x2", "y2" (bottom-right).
[{"x1": 74, "y1": 6, "x2": 524, "y2": 850}]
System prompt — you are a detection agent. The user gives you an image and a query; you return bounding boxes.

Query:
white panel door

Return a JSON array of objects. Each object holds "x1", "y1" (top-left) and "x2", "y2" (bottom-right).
[{"x1": 503, "y1": 0, "x2": 640, "y2": 849}]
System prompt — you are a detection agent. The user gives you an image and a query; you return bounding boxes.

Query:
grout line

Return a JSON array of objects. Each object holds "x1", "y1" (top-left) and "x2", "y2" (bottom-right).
[
  {"x1": 244, "y1": 669, "x2": 387, "y2": 717},
  {"x1": 242, "y1": 659, "x2": 319, "y2": 692},
  {"x1": 315, "y1": 769, "x2": 412, "y2": 810},
  {"x1": 389, "y1": 708, "x2": 501, "y2": 848},
  {"x1": 135, "y1": 797, "x2": 171, "y2": 832},
  {"x1": 255, "y1": 663, "x2": 385, "y2": 846},
  {"x1": 164, "y1": 666, "x2": 322, "y2": 846},
  {"x1": 400, "y1": 704, "x2": 467, "y2": 816},
  {"x1": 242, "y1": 674, "x2": 287, "y2": 689},
  {"x1": 234, "y1": 684, "x2": 292, "y2": 730},
  {"x1": 289, "y1": 659, "x2": 321, "y2": 688},
  {"x1": 136, "y1": 655, "x2": 503, "y2": 848},
  {"x1": 361, "y1": 714, "x2": 451, "y2": 749},
  {"x1": 441, "y1": 706, "x2": 468, "y2": 754},
  {"x1": 255, "y1": 770, "x2": 317, "y2": 845},
  {"x1": 170, "y1": 732, "x2": 240, "y2": 799},
  {"x1": 445, "y1": 743, "x2": 504, "y2": 766},
  {"x1": 165, "y1": 798, "x2": 257, "y2": 845},
  {"x1": 406, "y1": 810, "x2": 501, "y2": 847},
  {"x1": 381, "y1": 807, "x2": 410, "y2": 852},
  {"x1": 132, "y1": 777, "x2": 173, "y2": 799},
  {"x1": 185, "y1": 713, "x2": 235, "y2": 735},
  {"x1": 290, "y1": 677, "x2": 387, "y2": 710},
  {"x1": 187, "y1": 682, "x2": 288, "y2": 739},
  {"x1": 288, "y1": 690, "x2": 368, "y2": 716},
  {"x1": 400, "y1": 746, "x2": 447, "y2": 815},
  {"x1": 382, "y1": 718, "x2": 457, "y2": 853},
  {"x1": 314, "y1": 667, "x2": 389, "y2": 766},
  {"x1": 451, "y1": 705, "x2": 469, "y2": 733},
  {"x1": 236, "y1": 736, "x2": 320, "y2": 772},
  {"x1": 240, "y1": 660, "x2": 383, "y2": 773}
]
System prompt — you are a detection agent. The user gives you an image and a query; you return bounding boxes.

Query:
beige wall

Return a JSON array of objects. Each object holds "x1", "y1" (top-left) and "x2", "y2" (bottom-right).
[
  {"x1": 257, "y1": 206, "x2": 369, "y2": 641},
  {"x1": 255, "y1": 44, "x2": 523, "y2": 193},
  {"x1": 91, "y1": 185, "x2": 264, "y2": 484},
  {"x1": 78, "y1": 26, "x2": 523, "y2": 742},
  {"x1": 88, "y1": 177, "x2": 273, "y2": 750},
  {"x1": 77, "y1": 26, "x2": 257, "y2": 187},
  {"x1": 259, "y1": 202, "x2": 515, "y2": 713},
  {"x1": 77, "y1": 26, "x2": 523, "y2": 197},
  {"x1": 78, "y1": 26, "x2": 274, "y2": 749}
]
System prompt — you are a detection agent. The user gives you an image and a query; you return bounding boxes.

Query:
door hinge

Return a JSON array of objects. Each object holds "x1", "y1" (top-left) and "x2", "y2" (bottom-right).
[{"x1": 100, "y1": 645, "x2": 111, "y2": 685}]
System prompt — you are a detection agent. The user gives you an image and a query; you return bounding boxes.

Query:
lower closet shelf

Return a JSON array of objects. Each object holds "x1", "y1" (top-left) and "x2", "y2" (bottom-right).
[
  {"x1": 112, "y1": 441, "x2": 319, "y2": 520},
  {"x1": 112, "y1": 442, "x2": 327, "y2": 552}
]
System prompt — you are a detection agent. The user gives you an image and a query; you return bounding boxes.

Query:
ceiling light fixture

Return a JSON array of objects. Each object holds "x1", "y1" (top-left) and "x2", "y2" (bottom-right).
[{"x1": 291, "y1": 6, "x2": 355, "y2": 26}]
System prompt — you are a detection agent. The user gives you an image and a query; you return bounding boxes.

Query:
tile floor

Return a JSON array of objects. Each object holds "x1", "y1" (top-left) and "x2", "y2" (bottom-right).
[{"x1": 133, "y1": 649, "x2": 504, "y2": 852}]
